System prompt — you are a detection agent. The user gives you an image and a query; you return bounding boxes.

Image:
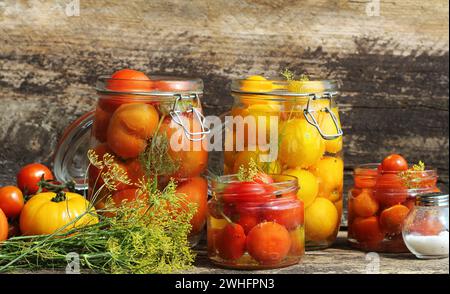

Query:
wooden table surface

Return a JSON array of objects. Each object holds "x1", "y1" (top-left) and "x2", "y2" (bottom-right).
[{"x1": 191, "y1": 231, "x2": 449, "y2": 274}]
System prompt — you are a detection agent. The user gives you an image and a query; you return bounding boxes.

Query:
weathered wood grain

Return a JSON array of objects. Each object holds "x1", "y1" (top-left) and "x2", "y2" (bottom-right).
[{"x1": 0, "y1": 0, "x2": 448, "y2": 192}]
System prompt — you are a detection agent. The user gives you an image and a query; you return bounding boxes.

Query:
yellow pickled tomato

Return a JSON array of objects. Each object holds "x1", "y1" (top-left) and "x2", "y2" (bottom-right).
[
  {"x1": 279, "y1": 118, "x2": 325, "y2": 169},
  {"x1": 287, "y1": 81, "x2": 326, "y2": 93},
  {"x1": 289, "y1": 226, "x2": 305, "y2": 255},
  {"x1": 240, "y1": 75, "x2": 273, "y2": 92},
  {"x1": 232, "y1": 149, "x2": 281, "y2": 174},
  {"x1": 232, "y1": 104, "x2": 279, "y2": 149},
  {"x1": 210, "y1": 216, "x2": 228, "y2": 230},
  {"x1": 283, "y1": 168, "x2": 319, "y2": 208},
  {"x1": 305, "y1": 197, "x2": 338, "y2": 241},
  {"x1": 310, "y1": 156, "x2": 344, "y2": 201},
  {"x1": 316, "y1": 107, "x2": 343, "y2": 154}
]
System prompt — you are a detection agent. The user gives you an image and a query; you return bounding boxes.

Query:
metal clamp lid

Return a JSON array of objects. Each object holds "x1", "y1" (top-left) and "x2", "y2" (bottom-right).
[
  {"x1": 416, "y1": 192, "x2": 449, "y2": 207},
  {"x1": 169, "y1": 93, "x2": 210, "y2": 141},
  {"x1": 303, "y1": 93, "x2": 343, "y2": 140}
]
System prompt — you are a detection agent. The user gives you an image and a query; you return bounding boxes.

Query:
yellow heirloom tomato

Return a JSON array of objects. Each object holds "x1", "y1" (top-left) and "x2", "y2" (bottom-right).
[
  {"x1": 20, "y1": 192, "x2": 98, "y2": 236},
  {"x1": 279, "y1": 118, "x2": 325, "y2": 169}
]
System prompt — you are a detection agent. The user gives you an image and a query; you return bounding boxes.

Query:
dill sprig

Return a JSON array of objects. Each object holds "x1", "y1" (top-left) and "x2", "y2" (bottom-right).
[
  {"x1": 281, "y1": 68, "x2": 309, "y2": 82},
  {"x1": 0, "y1": 136, "x2": 195, "y2": 273},
  {"x1": 236, "y1": 158, "x2": 259, "y2": 182},
  {"x1": 399, "y1": 160, "x2": 427, "y2": 189}
]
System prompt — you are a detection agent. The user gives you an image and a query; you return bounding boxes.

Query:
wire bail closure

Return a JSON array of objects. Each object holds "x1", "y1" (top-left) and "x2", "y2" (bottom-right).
[
  {"x1": 303, "y1": 93, "x2": 343, "y2": 140},
  {"x1": 170, "y1": 93, "x2": 210, "y2": 142}
]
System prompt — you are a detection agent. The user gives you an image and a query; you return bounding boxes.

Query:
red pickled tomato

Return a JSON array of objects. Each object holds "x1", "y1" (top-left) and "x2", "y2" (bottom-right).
[
  {"x1": 374, "y1": 173, "x2": 408, "y2": 207},
  {"x1": 222, "y1": 182, "x2": 273, "y2": 203},
  {"x1": 234, "y1": 206, "x2": 260, "y2": 234},
  {"x1": 354, "y1": 169, "x2": 378, "y2": 189},
  {"x1": 262, "y1": 201, "x2": 304, "y2": 230},
  {"x1": 381, "y1": 154, "x2": 408, "y2": 172},
  {"x1": 216, "y1": 223, "x2": 247, "y2": 260}
]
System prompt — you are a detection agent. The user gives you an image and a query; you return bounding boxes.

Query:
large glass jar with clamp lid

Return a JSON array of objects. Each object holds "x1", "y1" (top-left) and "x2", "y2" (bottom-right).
[
  {"x1": 223, "y1": 75, "x2": 344, "y2": 249},
  {"x1": 53, "y1": 69, "x2": 210, "y2": 246}
]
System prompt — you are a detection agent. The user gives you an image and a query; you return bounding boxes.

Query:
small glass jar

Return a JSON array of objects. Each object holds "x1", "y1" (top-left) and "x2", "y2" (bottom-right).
[
  {"x1": 207, "y1": 174, "x2": 304, "y2": 269},
  {"x1": 224, "y1": 77, "x2": 344, "y2": 250},
  {"x1": 348, "y1": 163, "x2": 439, "y2": 252},
  {"x1": 403, "y1": 192, "x2": 449, "y2": 259}
]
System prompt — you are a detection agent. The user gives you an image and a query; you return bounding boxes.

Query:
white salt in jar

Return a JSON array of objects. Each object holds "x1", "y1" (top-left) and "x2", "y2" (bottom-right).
[{"x1": 402, "y1": 192, "x2": 449, "y2": 259}]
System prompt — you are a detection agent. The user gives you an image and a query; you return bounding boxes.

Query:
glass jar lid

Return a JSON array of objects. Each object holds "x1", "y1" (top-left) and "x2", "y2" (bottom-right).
[
  {"x1": 96, "y1": 75, "x2": 203, "y2": 98},
  {"x1": 416, "y1": 192, "x2": 449, "y2": 207},
  {"x1": 231, "y1": 77, "x2": 338, "y2": 97}
]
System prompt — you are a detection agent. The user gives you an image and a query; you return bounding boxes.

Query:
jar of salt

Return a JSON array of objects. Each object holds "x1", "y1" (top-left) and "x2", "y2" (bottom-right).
[{"x1": 402, "y1": 192, "x2": 449, "y2": 259}]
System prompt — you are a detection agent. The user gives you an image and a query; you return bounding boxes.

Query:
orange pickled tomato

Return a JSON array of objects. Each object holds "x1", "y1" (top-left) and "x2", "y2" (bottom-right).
[
  {"x1": 107, "y1": 103, "x2": 159, "y2": 159},
  {"x1": 246, "y1": 222, "x2": 291, "y2": 265},
  {"x1": 93, "y1": 104, "x2": 112, "y2": 143},
  {"x1": 379, "y1": 204, "x2": 410, "y2": 234},
  {"x1": 161, "y1": 114, "x2": 208, "y2": 178},
  {"x1": 351, "y1": 189, "x2": 379, "y2": 218},
  {"x1": 351, "y1": 216, "x2": 385, "y2": 243}
]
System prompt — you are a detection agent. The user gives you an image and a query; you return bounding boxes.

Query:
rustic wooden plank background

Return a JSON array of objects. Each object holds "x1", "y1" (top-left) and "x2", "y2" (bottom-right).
[{"x1": 0, "y1": 0, "x2": 448, "y2": 193}]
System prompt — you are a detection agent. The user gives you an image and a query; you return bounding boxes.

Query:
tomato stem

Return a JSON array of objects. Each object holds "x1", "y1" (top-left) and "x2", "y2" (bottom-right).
[
  {"x1": 38, "y1": 178, "x2": 76, "y2": 193},
  {"x1": 51, "y1": 191, "x2": 67, "y2": 203}
]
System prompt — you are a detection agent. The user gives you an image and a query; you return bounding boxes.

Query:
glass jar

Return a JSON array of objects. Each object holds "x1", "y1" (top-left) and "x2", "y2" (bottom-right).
[
  {"x1": 207, "y1": 174, "x2": 304, "y2": 269},
  {"x1": 403, "y1": 192, "x2": 449, "y2": 259},
  {"x1": 223, "y1": 77, "x2": 343, "y2": 249},
  {"x1": 348, "y1": 164, "x2": 439, "y2": 252},
  {"x1": 53, "y1": 74, "x2": 210, "y2": 246}
]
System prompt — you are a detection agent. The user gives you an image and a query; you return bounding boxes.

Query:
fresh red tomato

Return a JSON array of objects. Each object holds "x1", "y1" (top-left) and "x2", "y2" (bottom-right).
[
  {"x1": 16, "y1": 163, "x2": 54, "y2": 195},
  {"x1": 176, "y1": 177, "x2": 208, "y2": 235},
  {"x1": 0, "y1": 209, "x2": 8, "y2": 241},
  {"x1": 0, "y1": 186, "x2": 24, "y2": 219},
  {"x1": 381, "y1": 154, "x2": 408, "y2": 172},
  {"x1": 374, "y1": 173, "x2": 408, "y2": 207},
  {"x1": 216, "y1": 223, "x2": 246, "y2": 260},
  {"x1": 106, "y1": 69, "x2": 153, "y2": 92}
]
